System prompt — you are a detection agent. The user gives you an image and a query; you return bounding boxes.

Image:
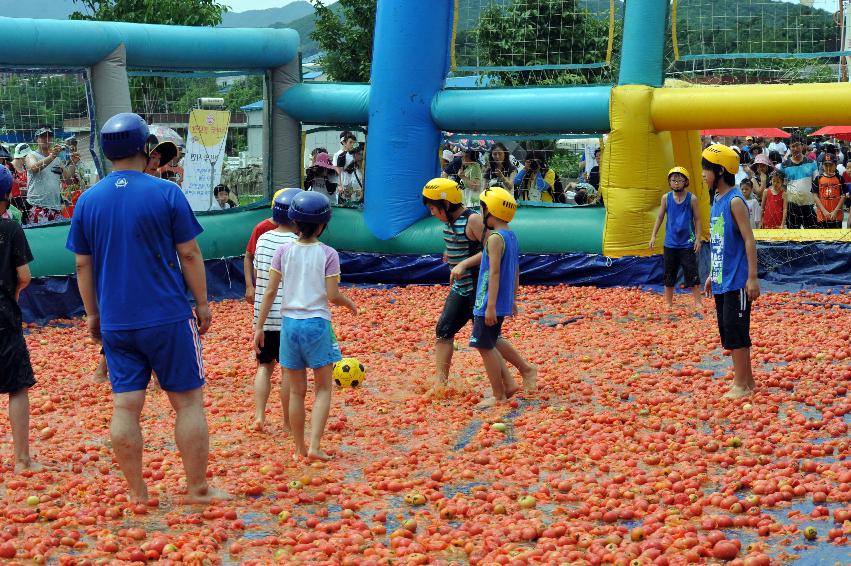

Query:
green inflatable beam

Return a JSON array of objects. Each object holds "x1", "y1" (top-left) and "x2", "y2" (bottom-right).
[{"x1": 25, "y1": 206, "x2": 605, "y2": 278}]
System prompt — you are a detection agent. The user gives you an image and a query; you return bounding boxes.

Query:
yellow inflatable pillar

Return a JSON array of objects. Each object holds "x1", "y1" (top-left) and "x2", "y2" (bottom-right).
[
  {"x1": 602, "y1": 86, "x2": 671, "y2": 257},
  {"x1": 668, "y1": 129, "x2": 710, "y2": 242}
]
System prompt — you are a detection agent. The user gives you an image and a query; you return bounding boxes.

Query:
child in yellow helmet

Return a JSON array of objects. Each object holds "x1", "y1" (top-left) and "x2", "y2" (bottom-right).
[
  {"x1": 649, "y1": 166, "x2": 703, "y2": 310},
  {"x1": 470, "y1": 187, "x2": 536, "y2": 406},
  {"x1": 702, "y1": 144, "x2": 760, "y2": 399}
]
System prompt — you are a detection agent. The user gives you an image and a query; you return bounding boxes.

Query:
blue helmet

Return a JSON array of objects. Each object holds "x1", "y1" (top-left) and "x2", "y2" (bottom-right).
[
  {"x1": 288, "y1": 191, "x2": 331, "y2": 224},
  {"x1": 272, "y1": 188, "x2": 302, "y2": 225},
  {"x1": 101, "y1": 113, "x2": 149, "y2": 161},
  {"x1": 0, "y1": 166, "x2": 11, "y2": 199}
]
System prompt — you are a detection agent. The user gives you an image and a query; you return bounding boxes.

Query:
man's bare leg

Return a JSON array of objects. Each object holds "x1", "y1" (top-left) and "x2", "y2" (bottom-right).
[
  {"x1": 166, "y1": 387, "x2": 230, "y2": 503},
  {"x1": 9, "y1": 388, "x2": 40, "y2": 472},
  {"x1": 111, "y1": 390, "x2": 148, "y2": 502}
]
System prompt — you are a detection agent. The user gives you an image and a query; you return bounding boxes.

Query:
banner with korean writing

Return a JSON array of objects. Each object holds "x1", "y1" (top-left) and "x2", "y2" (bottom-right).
[{"x1": 183, "y1": 109, "x2": 230, "y2": 211}]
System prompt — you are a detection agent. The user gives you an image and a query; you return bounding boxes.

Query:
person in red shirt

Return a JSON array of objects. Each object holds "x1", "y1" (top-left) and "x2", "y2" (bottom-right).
[
  {"x1": 812, "y1": 153, "x2": 847, "y2": 229},
  {"x1": 244, "y1": 189, "x2": 287, "y2": 304}
]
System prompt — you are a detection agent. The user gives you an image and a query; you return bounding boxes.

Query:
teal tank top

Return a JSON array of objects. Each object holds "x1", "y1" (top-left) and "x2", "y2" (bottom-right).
[{"x1": 443, "y1": 209, "x2": 481, "y2": 296}]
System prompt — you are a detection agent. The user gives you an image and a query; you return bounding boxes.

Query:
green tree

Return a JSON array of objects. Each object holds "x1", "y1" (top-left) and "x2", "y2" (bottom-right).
[
  {"x1": 471, "y1": 0, "x2": 614, "y2": 87},
  {"x1": 310, "y1": 0, "x2": 376, "y2": 82},
  {"x1": 70, "y1": 0, "x2": 228, "y2": 26},
  {"x1": 0, "y1": 74, "x2": 88, "y2": 135},
  {"x1": 224, "y1": 76, "x2": 265, "y2": 113}
]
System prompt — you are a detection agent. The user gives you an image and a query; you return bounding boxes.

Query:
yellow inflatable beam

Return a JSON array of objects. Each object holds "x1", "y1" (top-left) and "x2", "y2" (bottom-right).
[
  {"x1": 754, "y1": 229, "x2": 851, "y2": 242},
  {"x1": 652, "y1": 83, "x2": 851, "y2": 131}
]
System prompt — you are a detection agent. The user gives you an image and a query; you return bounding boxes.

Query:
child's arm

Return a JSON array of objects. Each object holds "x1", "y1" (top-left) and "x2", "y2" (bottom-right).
[
  {"x1": 253, "y1": 268, "x2": 281, "y2": 353},
  {"x1": 513, "y1": 268, "x2": 520, "y2": 316},
  {"x1": 15, "y1": 264, "x2": 31, "y2": 301},
  {"x1": 325, "y1": 276, "x2": 358, "y2": 315},
  {"x1": 758, "y1": 189, "x2": 769, "y2": 229},
  {"x1": 649, "y1": 193, "x2": 667, "y2": 249},
  {"x1": 690, "y1": 195, "x2": 702, "y2": 253},
  {"x1": 450, "y1": 214, "x2": 486, "y2": 284},
  {"x1": 730, "y1": 198, "x2": 760, "y2": 302},
  {"x1": 780, "y1": 190, "x2": 788, "y2": 228},
  {"x1": 812, "y1": 178, "x2": 829, "y2": 219},
  {"x1": 484, "y1": 234, "x2": 504, "y2": 326}
]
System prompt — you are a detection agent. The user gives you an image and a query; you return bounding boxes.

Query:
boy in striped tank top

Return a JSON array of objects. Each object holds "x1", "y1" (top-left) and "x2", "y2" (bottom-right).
[{"x1": 422, "y1": 178, "x2": 484, "y2": 387}]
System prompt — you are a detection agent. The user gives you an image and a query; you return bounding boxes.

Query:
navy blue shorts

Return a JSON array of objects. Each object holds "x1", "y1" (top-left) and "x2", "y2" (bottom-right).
[
  {"x1": 469, "y1": 315, "x2": 505, "y2": 350},
  {"x1": 101, "y1": 318, "x2": 205, "y2": 393},
  {"x1": 280, "y1": 317, "x2": 342, "y2": 370}
]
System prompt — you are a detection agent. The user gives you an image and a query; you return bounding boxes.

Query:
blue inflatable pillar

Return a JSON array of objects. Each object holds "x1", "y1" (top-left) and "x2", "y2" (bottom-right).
[{"x1": 364, "y1": 0, "x2": 453, "y2": 240}]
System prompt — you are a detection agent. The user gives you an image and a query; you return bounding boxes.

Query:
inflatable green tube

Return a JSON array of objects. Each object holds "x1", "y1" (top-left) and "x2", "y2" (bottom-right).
[{"x1": 25, "y1": 205, "x2": 605, "y2": 278}]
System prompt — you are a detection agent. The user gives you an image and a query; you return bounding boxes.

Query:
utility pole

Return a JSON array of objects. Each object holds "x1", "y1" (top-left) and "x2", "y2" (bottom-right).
[{"x1": 842, "y1": 0, "x2": 849, "y2": 82}]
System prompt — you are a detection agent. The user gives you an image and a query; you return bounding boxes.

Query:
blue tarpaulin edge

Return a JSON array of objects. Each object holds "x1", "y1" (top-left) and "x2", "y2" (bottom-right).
[{"x1": 18, "y1": 243, "x2": 851, "y2": 325}]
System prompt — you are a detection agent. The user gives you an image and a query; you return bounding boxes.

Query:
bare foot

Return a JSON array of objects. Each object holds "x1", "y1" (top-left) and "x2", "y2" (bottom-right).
[
  {"x1": 128, "y1": 486, "x2": 150, "y2": 503},
  {"x1": 476, "y1": 396, "x2": 499, "y2": 409},
  {"x1": 14, "y1": 459, "x2": 44, "y2": 473},
  {"x1": 505, "y1": 384, "x2": 521, "y2": 399},
  {"x1": 184, "y1": 486, "x2": 232, "y2": 505},
  {"x1": 252, "y1": 418, "x2": 265, "y2": 432},
  {"x1": 293, "y1": 451, "x2": 308, "y2": 463},
  {"x1": 724, "y1": 386, "x2": 753, "y2": 400},
  {"x1": 307, "y1": 448, "x2": 332, "y2": 462},
  {"x1": 521, "y1": 366, "x2": 538, "y2": 393},
  {"x1": 91, "y1": 358, "x2": 108, "y2": 384}
]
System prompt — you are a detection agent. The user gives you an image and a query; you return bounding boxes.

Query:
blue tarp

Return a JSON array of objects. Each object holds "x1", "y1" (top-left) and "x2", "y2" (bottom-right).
[{"x1": 18, "y1": 243, "x2": 851, "y2": 325}]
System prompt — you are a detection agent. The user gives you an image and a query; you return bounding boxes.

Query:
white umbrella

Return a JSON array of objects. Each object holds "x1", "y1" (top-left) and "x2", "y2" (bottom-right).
[{"x1": 148, "y1": 124, "x2": 184, "y2": 147}]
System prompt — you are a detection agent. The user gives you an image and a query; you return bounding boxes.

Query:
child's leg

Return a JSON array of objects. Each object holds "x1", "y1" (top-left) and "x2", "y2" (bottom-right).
[
  {"x1": 92, "y1": 353, "x2": 108, "y2": 383},
  {"x1": 253, "y1": 362, "x2": 275, "y2": 430},
  {"x1": 434, "y1": 339, "x2": 454, "y2": 386},
  {"x1": 690, "y1": 285, "x2": 703, "y2": 308},
  {"x1": 663, "y1": 287, "x2": 674, "y2": 307},
  {"x1": 495, "y1": 338, "x2": 536, "y2": 392},
  {"x1": 307, "y1": 364, "x2": 333, "y2": 461},
  {"x1": 286, "y1": 369, "x2": 308, "y2": 457},
  {"x1": 9, "y1": 388, "x2": 39, "y2": 472},
  {"x1": 278, "y1": 375, "x2": 290, "y2": 432},
  {"x1": 476, "y1": 347, "x2": 507, "y2": 404},
  {"x1": 729, "y1": 347, "x2": 755, "y2": 396}
]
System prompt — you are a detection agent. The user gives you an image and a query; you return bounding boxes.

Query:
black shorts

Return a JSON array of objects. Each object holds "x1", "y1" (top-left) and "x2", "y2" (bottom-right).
[
  {"x1": 663, "y1": 246, "x2": 700, "y2": 288},
  {"x1": 0, "y1": 329, "x2": 36, "y2": 394},
  {"x1": 786, "y1": 203, "x2": 817, "y2": 229},
  {"x1": 818, "y1": 221, "x2": 842, "y2": 229},
  {"x1": 469, "y1": 316, "x2": 504, "y2": 350},
  {"x1": 714, "y1": 289, "x2": 752, "y2": 351},
  {"x1": 256, "y1": 330, "x2": 281, "y2": 364},
  {"x1": 435, "y1": 289, "x2": 475, "y2": 340}
]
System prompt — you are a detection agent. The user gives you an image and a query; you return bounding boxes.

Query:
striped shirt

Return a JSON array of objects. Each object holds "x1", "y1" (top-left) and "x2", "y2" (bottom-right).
[
  {"x1": 253, "y1": 229, "x2": 298, "y2": 330},
  {"x1": 444, "y1": 209, "x2": 481, "y2": 296}
]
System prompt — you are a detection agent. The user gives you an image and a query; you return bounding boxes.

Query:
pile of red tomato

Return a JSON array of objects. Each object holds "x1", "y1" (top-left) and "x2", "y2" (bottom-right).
[{"x1": 1, "y1": 285, "x2": 849, "y2": 564}]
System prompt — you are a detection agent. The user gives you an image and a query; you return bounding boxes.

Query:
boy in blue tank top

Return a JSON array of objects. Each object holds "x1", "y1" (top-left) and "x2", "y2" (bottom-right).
[
  {"x1": 649, "y1": 166, "x2": 703, "y2": 309},
  {"x1": 701, "y1": 145, "x2": 760, "y2": 399},
  {"x1": 470, "y1": 187, "x2": 536, "y2": 407}
]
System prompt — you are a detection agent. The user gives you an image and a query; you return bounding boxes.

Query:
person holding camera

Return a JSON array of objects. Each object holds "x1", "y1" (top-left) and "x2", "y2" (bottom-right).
[
  {"x1": 340, "y1": 145, "x2": 365, "y2": 205},
  {"x1": 513, "y1": 152, "x2": 550, "y2": 202},
  {"x1": 24, "y1": 126, "x2": 79, "y2": 224}
]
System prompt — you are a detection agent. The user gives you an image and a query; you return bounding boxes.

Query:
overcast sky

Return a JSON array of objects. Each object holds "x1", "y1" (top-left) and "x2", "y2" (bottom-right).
[{"x1": 224, "y1": 0, "x2": 329, "y2": 12}]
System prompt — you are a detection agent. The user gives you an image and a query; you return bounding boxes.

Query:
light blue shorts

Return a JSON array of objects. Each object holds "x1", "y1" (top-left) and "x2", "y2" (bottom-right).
[{"x1": 279, "y1": 317, "x2": 342, "y2": 370}]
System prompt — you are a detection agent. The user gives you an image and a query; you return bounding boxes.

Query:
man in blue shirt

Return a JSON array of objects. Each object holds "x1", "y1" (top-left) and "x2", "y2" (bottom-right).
[
  {"x1": 780, "y1": 136, "x2": 819, "y2": 229},
  {"x1": 66, "y1": 113, "x2": 228, "y2": 504}
]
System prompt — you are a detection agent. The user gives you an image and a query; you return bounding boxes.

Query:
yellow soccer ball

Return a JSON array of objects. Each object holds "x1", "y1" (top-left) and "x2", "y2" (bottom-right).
[{"x1": 333, "y1": 357, "x2": 365, "y2": 388}]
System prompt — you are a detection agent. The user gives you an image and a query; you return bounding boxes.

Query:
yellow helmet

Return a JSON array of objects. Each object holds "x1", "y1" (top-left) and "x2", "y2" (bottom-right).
[
  {"x1": 480, "y1": 186, "x2": 518, "y2": 222},
  {"x1": 667, "y1": 166, "x2": 690, "y2": 186},
  {"x1": 702, "y1": 144, "x2": 739, "y2": 175},
  {"x1": 272, "y1": 188, "x2": 286, "y2": 208},
  {"x1": 422, "y1": 177, "x2": 462, "y2": 204}
]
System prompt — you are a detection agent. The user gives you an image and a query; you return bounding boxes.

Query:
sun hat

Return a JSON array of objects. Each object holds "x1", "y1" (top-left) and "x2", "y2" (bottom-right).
[
  {"x1": 314, "y1": 152, "x2": 335, "y2": 169},
  {"x1": 13, "y1": 143, "x2": 30, "y2": 159},
  {"x1": 442, "y1": 149, "x2": 454, "y2": 162},
  {"x1": 751, "y1": 154, "x2": 774, "y2": 169},
  {"x1": 34, "y1": 126, "x2": 53, "y2": 137}
]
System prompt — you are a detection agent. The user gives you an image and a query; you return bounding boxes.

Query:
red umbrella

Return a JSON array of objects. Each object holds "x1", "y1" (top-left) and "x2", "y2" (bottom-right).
[
  {"x1": 810, "y1": 126, "x2": 851, "y2": 141},
  {"x1": 700, "y1": 128, "x2": 791, "y2": 139}
]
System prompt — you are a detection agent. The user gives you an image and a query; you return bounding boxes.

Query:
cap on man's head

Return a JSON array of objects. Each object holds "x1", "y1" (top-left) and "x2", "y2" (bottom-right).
[{"x1": 746, "y1": 136, "x2": 754, "y2": 141}]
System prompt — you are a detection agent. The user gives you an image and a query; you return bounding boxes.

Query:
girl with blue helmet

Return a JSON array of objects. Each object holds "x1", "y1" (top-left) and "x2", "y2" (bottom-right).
[{"x1": 253, "y1": 191, "x2": 357, "y2": 461}]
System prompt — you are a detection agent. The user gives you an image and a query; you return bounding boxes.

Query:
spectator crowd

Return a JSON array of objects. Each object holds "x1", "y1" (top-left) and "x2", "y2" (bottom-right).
[{"x1": 707, "y1": 134, "x2": 850, "y2": 229}]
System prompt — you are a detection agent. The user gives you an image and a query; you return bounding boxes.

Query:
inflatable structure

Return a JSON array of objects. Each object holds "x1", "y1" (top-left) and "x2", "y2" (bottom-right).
[{"x1": 2, "y1": 0, "x2": 851, "y2": 323}]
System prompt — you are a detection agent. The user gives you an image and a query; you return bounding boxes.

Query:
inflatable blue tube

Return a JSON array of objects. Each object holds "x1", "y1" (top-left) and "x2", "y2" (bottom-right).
[
  {"x1": 363, "y1": 0, "x2": 453, "y2": 240},
  {"x1": 617, "y1": 0, "x2": 668, "y2": 86},
  {"x1": 432, "y1": 86, "x2": 611, "y2": 133},
  {"x1": 279, "y1": 83, "x2": 370, "y2": 125},
  {"x1": 0, "y1": 17, "x2": 298, "y2": 70}
]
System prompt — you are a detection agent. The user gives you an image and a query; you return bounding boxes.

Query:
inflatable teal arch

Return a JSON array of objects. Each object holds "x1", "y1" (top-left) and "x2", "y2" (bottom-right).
[{"x1": 2, "y1": 0, "x2": 851, "y2": 298}]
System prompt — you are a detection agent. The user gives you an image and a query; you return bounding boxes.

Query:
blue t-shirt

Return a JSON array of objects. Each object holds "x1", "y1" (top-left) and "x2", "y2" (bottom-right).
[
  {"x1": 66, "y1": 170, "x2": 203, "y2": 331},
  {"x1": 663, "y1": 191, "x2": 695, "y2": 249},
  {"x1": 474, "y1": 229, "x2": 519, "y2": 317},
  {"x1": 709, "y1": 188, "x2": 748, "y2": 295}
]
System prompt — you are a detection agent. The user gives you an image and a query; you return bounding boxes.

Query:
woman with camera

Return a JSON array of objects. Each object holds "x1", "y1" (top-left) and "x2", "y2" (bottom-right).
[{"x1": 484, "y1": 142, "x2": 518, "y2": 191}]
